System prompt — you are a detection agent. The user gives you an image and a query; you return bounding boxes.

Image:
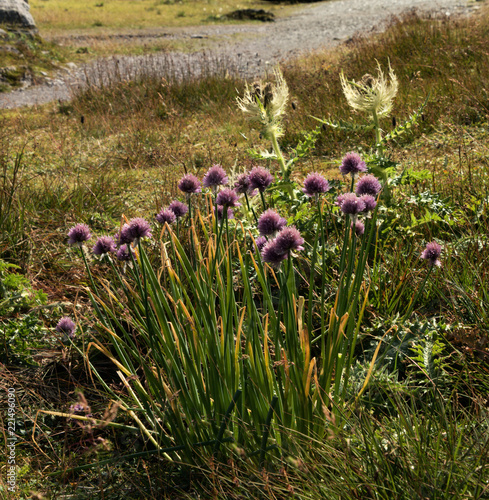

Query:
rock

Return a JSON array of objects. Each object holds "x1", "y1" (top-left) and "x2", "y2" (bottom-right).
[
  {"x1": 224, "y1": 9, "x2": 275, "y2": 22},
  {"x1": 0, "y1": 0, "x2": 36, "y2": 30},
  {"x1": 0, "y1": 44, "x2": 22, "y2": 55},
  {"x1": 262, "y1": 0, "x2": 322, "y2": 3},
  {"x1": 0, "y1": 64, "x2": 32, "y2": 89}
]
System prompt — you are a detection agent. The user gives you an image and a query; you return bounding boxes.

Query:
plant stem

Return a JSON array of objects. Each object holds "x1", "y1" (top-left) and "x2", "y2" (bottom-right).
[
  {"x1": 270, "y1": 130, "x2": 296, "y2": 200},
  {"x1": 372, "y1": 109, "x2": 383, "y2": 157}
]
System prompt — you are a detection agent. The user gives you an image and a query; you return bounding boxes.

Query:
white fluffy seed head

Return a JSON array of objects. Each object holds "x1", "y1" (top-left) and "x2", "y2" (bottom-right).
[
  {"x1": 236, "y1": 66, "x2": 289, "y2": 138},
  {"x1": 340, "y1": 61, "x2": 398, "y2": 118}
]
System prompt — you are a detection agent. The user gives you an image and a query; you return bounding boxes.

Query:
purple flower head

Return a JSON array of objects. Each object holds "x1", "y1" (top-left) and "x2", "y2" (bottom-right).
[
  {"x1": 93, "y1": 236, "x2": 116, "y2": 256},
  {"x1": 257, "y1": 209, "x2": 287, "y2": 236},
  {"x1": 178, "y1": 173, "x2": 202, "y2": 195},
  {"x1": 116, "y1": 225, "x2": 134, "y2": 246},
  {"x1": 234, "y1": 173, "x2": 256, "y2": 196},
  {"x1": 335, "y1": 193, "x2": 347, "y2": 208},
  {"x1": 337, "y1": 192, "x2": 366, "y2": 215},
  {"x1": 56, "y1": 317, "x2": 76, "y2": 338},
  {"x1": 156, "y1": 208, "x2": 176, "y2": 225},
  {"x1": 215, "y1": 205, "x2": 234, "y2": 221},
  {"x1": 248, "y1": 166, "x2": 274, "y2": 193},
  {"x1": 360, "y1": 194, "x2": 377, "y2": 213},
  {"x1": 261, "y1": 240, "x2": 287, "y2": 268},
  {"x1": 70, "y1": 403, "x2": 85, "y2": 413},
  {"x1": 254, "y1": 236, "x2": 267, "y2": 253},
  {"x1": 420, "y1": 241, "x2": 442, "y2": 267},
  {"x1": 355, "y1": 174, "x2": 382, "y2": 196},
  {"x1": 303, "y1": 172, "x2": 330, "y2": 197},
  {"x1": 340, "y1": 152, "x2": 367, "y2": 177},
  {"x1": 126, "y1": 217, "x2": 152, "y2": 242},
  {"x1": 168, "y1": 200, "x2": 189, "y2": 219},
  {"x1": 352, "y1": 220, "x2": 365, "y2": 236},
  {"x1": 216, "y1": 188, "x2": 241, "y2": 208},
  {"x1": 203, "y1": 164, "x2": 228, "y2": 189},
  {"x1": 273, "y1": 226, "x2": 305, "y2": 255},
  {"x1": 116, "y1": 244, "x2": 135, "y2": 262},
  {"x1": 68, "y1": 224, "x2": 91, "y2": 247}
]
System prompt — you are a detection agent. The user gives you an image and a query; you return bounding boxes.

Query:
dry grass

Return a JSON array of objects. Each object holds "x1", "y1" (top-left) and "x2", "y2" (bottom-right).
[
  {"x1": 31, "y1": 0, "x2": 297, "y2": 34},
  {"x1": 3, "y1": 7, "x2": 489, "y2": 279}
]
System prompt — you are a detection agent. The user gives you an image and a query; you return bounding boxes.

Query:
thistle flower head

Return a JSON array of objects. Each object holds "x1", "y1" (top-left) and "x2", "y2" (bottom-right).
[
  {"x1": 216, "y1": 188, "x2": 241, "y2": 208},
  {"x1": 93, "y1": 236, "x2": 116, "y2": 256},
  {"x1": 178, "y1": 174, "x2": 202, "y2": 195},
  {"x1": 156, "y1": 208, "x2": 177, "y2": 225},
  {"x1": 303, "y1": 172, "x2": 330, "y2": 197},
  {"x1": 340, "y1": 152, "x2": 367, "y2": 177},
  {"x1": 168, "y1": 200, "x2": 189, "y2": 219},
  {"x1": 68, "y1": 224, "x2": 91, "y2": 247},
  {"x1": 236, "y1": 67, "x2": 289, "y2": 138},
  {"x1": 203, "y1": 164, "x2": 228, "y2": 189},
  {"x1": 356, "y1": 174, "x2": 382, "y2": 196},
  {"x1": 257, "y1": 209, "x2": 287, "y2": 236},
  {"x1": 248, "y1": 166, "x2": 274, "y2": 193},
  {"x1": 340, "y1": 61, "x2": 398, "y2": 119},
  {"x1": 56, "y1": 317, "x2": 76, "y2": 338},
  {"x1": 421, "y1": 241, "x2": 442, "y2": 267}
]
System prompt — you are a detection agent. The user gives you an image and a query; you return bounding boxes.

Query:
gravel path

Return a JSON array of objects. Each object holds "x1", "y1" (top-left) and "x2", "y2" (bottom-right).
[{"x1": 0, "y1": 0, "x2": 475, "y2": 109}]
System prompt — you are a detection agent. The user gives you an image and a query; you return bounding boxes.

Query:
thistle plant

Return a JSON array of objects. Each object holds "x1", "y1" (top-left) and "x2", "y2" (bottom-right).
[
  {"x1": 313, "y1": 61, "x2": 426, "y2": 207},
  {"x1": 237, "y1": 68, "x2": 333, "y2": 203},
  {"x1": 237, "y1": 67, "x2": 301, "y2": 200},
  {"x1": 237, "y1": 67, "x2": 289, "y2": 174},
  {"x1": 339, "y1": 61, "x2": 398, "y2": 155}
]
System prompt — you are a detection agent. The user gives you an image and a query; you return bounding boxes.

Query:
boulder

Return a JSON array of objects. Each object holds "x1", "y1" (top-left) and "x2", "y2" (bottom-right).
[
  {"x1": 224, "y1": 9, "x2": 275, "y2": 22},
  {"x1": 0, "y1": 0, "x2": 36, "y2": 30}
]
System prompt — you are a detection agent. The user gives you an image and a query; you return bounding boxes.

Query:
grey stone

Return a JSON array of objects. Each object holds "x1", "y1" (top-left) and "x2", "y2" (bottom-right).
[
  {"x1": 0, "y1": 44, "x2": 22, "y2": 55},
  {"x1": 0, "y1": 0, "x2": 36, "y2": 30}
]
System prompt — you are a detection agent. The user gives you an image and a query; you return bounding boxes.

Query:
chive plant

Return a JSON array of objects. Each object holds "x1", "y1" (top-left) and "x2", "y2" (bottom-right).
[{"x1": 62, "y1": 66, "x2": 441, "y2": 466}]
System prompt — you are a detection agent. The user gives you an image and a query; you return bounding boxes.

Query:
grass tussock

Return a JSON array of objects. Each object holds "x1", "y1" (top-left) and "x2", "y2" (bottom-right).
[{"x1": 1, "y1": 5, "x2": 489, "y2": 500}]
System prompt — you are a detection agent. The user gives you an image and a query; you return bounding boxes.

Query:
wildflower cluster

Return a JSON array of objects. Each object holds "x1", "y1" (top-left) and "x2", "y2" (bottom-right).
[
  {"x1": 334, "y1": 153, "x2": 383, "y2": 235},
  {"x1": 56, "y1": 63, "x2": 449, "y2": 469},
  {"x1": 67, "y1": 215, "x2": 152, "y2": 262}
]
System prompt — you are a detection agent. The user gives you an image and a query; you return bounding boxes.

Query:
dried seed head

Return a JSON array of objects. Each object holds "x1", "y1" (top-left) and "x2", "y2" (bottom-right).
[{"x1": 340, "y1": 61, "x2": 398, "y2": 118}]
